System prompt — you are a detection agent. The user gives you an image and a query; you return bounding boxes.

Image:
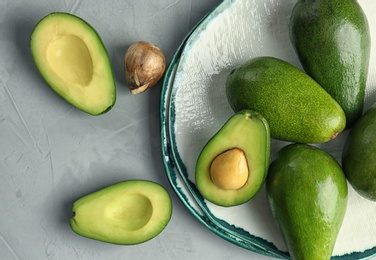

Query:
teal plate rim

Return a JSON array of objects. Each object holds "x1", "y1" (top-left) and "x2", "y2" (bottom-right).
[{"x1": 159, "y1": 0, "x2": 376, "y2": 259}]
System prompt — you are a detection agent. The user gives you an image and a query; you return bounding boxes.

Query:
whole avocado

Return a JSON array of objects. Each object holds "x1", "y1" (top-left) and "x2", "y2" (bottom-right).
[
  {"x1": 225, "y1": 56, "x2": 346, "y2": 144},
  {"x1": 342, "y1": 104, "x2": 376, "y2": 201},
  {"x1": 289, "y1": 0, "x2": 371, "y2": 128},
  {"x1": 267, "y1": 143, "x2": 348, "y2": 260}
]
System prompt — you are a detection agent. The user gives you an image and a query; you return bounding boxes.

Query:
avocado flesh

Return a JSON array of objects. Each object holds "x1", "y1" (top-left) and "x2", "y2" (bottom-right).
[
  {"x1": 195, "y1": 110, "x2": 270, "y2": 207},
  {"x1": 30, "y1": 12, "x2": 116, "y2": 115},
  {"x1": 70, "y1": 180, "x2": 172, "y2": 245},
  {"x1": 226, "y1": 56, "x2": 346, "y2": 144},
  {"x1": 289, "y1": 0, "x2": 371, "y2": 127},
  {"x1": 267, "y1": 144, "x2": 348, "y2": 260},
  {"x1": 342, "y1": 104, "x2": 376, "y2": 201}
]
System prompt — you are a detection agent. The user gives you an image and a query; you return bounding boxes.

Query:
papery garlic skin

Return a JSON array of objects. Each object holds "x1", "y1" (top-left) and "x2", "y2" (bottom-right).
[{"x1": 124, "y1": 41, "x2": 166, "y2": 94}]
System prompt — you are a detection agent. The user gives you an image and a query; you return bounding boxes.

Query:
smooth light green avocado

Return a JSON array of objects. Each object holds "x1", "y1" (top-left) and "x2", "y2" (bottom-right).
[
  {"x1": 342, "y1": 104, "x2": 376, "y2": 201},
  {"x1": 267, "y1": 143, "x2": 348, "y2": 260},
  {"x1": 195, "y1": 110, "x2": 270, "y2": 207},
  {"x1": 289, "y1": 0, "x2": 371, "y2": 128},
  {"x1": 70, "y1": 180, "x2": 172, "y2": 245},
  {"x1": 31, "y1": 12, "x2": 116, "y2": 115},
  {"x1": 225, "y1": 56, "x2": 346, "y2": 144}
]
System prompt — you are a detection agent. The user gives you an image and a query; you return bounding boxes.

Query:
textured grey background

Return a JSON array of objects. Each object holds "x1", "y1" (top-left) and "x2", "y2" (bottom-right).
[{"x1": 0, "y1": 1, "x2": 273, "y2": 259}]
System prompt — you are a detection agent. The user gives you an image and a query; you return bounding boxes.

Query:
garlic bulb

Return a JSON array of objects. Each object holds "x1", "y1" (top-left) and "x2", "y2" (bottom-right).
[{"x1": 124, "y1": 41, "x2": 166, "y2": 94}]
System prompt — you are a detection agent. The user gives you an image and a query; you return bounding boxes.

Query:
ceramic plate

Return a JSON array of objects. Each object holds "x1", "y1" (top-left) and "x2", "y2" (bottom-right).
[{"x1": 161, "y1": 0, "x2": 376, "y2": 258}]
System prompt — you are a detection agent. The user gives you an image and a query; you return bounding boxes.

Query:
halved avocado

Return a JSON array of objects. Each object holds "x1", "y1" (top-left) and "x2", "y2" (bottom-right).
[
  {"x1": 30, "y1": 12, "x2": 116, "y2": 115},
  {"x1": 195, "y1": 110, "x2": 270, "y2": 207},
  {"x1": 70, "y1": 180, "x2": 172, "y2": 245}
]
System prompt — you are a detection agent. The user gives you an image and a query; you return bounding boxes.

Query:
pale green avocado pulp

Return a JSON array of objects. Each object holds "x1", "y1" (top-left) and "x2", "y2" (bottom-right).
[
  {"x1": 195, "y1": 110, "x2": 270, "y2": 207},
  {"x1": 70, "y1": 180, "x2": 172, "y2": 245},
  {"x1": 30, "y1": 12, "x2": 116, "y2": 115}
]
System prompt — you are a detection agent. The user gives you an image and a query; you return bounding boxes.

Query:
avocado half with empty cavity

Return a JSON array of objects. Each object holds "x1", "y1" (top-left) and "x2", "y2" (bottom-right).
[
  {"x1": 195, "y1": 110, "x2": 270, "y2": 207},
  {"x1": 70, "y1": 180, "x2": 172, "y2": 245},
  {"x1": 30, "y1": 12, "x2": 116, "y2": 115}
]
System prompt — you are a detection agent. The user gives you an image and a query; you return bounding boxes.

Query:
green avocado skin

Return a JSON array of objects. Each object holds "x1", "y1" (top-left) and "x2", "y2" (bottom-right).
[
  {"x1": 195, "y1": 110, "x2": 270, "y2": 207},
  {"x1": 225, "y1": 56, "x2": 346, "y2": 144},
  {"x1": 289, "y1": 0, "x2": 371, "y2": 128},
  {"x1": 342, "y1": 105, "x2": 376, "y2": 201},
  {"x1": 267, "y1": 144, "x2": 348, "y2": 260}
]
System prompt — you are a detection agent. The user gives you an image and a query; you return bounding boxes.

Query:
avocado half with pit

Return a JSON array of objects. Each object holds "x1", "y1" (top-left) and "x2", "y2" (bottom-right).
[
  {"x1": 70, "y1": 180, "x2": 172, "y2": 245},
  {"x1": 195, "y1": 110, "x2": 270, "y2": 207},
  {"x1": 30, "y1": 12, "x2": 116, "y2": 115}
]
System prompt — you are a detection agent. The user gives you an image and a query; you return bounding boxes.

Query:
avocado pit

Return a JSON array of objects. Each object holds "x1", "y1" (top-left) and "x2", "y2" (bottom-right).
[{"x1": 210, "y1": 148, "x2": 249, "y2": 190}]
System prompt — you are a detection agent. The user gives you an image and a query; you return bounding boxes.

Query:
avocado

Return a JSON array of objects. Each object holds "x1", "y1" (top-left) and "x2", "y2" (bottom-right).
[
  {"x1": 70, "y1": 180, "x2": 172, "y2": 245},
  {"x1": 289, "y1": 0, "x2": 371, "y2": 127},
  {"x1": 225, "y1": 56, "x2": 346, "y2": 144},
  {"x1": 342, "y1": 104, "x2": 376, "y2": 201},
  {"x1": 267, "y1": 143, "x2": 348, "y2": 260},
  {"x1": 195, "y1": 110, "x2": 270, "y2": 207},
  {"x1": 30, "y1": 12, "x2": 116, "y2": 115}
]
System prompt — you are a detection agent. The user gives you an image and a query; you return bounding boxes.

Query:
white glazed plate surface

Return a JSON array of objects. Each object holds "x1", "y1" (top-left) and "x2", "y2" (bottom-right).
[{"x1": 161, "y1": 0, "x2": 376, "y2": 259}]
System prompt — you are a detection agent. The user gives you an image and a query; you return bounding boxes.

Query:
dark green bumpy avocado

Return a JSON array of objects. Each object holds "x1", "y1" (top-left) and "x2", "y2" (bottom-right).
[
  {"x1": 289, "y1": 0, "x2": 371, "y2": 127},
  {"x1": 225, "y1": 56, "x2": 346, "y2": 144},
  {"x1": 342, "y1": 104, "x2": 376, "y2": 201},
  {"x1": 267, "y1": 143, "x2": 348, "y2": 260}
]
